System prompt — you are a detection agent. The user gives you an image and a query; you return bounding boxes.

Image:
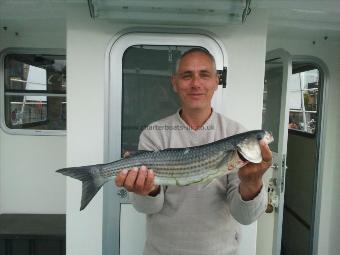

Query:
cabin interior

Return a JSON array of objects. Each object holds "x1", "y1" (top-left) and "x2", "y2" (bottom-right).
[{"x1": 0, "y1": 1, "x2": 340, "y2": 255}]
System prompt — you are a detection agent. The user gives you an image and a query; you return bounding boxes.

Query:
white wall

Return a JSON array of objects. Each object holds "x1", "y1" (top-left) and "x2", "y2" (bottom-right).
[
  {"x1": 264, "y1": 38, "x2": 340, "y2": 255},
  {"x1": 0, "y1": 24, "x2": 67, "y2": 214},
  {"x1": 66, "y1": 5, "x2": 268, "y2": 255}
]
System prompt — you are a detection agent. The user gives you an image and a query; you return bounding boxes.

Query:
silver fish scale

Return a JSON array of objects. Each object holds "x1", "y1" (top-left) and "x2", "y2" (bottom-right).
[
  {"x1": 101, "y1": 142, "x2": 230, "y2": 181},
  {"x1": 156, "y1": 151, "x2": 225, "y2": 178},
  {"x1": 100, "y1": 130, "x2": 267, "y2": 182}
]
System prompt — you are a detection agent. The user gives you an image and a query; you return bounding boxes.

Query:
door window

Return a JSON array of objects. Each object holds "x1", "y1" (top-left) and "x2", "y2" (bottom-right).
[
  {"x1": 288, "y1": 67, "x2": 319, "y2": 134},
  {"x1": 122, "y1": 45, "x2": 195, "y2": 152}
]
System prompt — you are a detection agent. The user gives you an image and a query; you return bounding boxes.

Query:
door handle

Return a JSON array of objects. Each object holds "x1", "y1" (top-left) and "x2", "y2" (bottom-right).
[
  {"x1": 271, "y1": 163, "x2": 279, "y2": 170},
  {"x1": 266, "y1": 178, "x2": 279, "y2": 213}
]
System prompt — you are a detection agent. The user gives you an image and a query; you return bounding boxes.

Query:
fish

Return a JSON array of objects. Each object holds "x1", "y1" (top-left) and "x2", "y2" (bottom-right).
[{"x1": 57, "y1": 129, "x2": 273, "y2": 210}]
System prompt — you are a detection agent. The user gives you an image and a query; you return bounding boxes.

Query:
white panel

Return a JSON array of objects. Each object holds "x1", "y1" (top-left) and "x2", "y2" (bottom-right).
[
  {"x1": 25, "y1": 65, "x2": 47, "y2": 101},
  {"x1": 0, "y1": 134, "x2": 66, "y2": 213},
  {"x1": 120, "y1": 204, "x2": 146, "y2": 255}
]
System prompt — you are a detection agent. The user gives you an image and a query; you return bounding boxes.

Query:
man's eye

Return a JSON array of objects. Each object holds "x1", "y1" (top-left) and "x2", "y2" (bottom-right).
[
  {"x1": 181, "y1": 74, "x2": 191, "y2": 79},
  {"x1": 201, "y1": 73, "x2": 211, "y2": 78}
]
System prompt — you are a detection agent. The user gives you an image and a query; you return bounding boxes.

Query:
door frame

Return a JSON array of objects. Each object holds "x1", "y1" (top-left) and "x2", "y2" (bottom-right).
[
  {"x1": 103, "y1": 29, "x2": 228, "y2": 255},
  {"x1": 263, "y1": 52, "x2": 329, "y2": 255},
  {"x1": 290, "y1": 56, "x2": 329, "y2": 255},
  {"x1": 264, "y1": 48, "x2": 292, "y2": 255}
]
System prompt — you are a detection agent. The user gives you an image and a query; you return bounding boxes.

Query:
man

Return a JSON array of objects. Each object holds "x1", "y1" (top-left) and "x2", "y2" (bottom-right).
[{"x1": 116, "y1": 48, "x2": 272, "y2": 255}]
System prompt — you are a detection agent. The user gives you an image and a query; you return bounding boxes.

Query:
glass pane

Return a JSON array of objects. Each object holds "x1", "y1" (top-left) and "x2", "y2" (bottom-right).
[
  {"x1": 288, "y1": 91, "x2": 302, "y2": 110},
  {"x1": 289, "y1": 73, "x2": 301, "y2": 91},
  {"x1": 288, "y1": 67, "x2": 319, "y2": 134},
  {"x1": 262, "y1": 58, "x2": 283, "y2": 153},
  {"x1": 4, "y1": 54, "x2": 66, "y2": 93},
  {"x1": 304, "y1": 90, "x2": 318, "y2": 111},
  {"x1": 5, "y1": 95, "x2": 66, "y2": 130},
  {"x1": 121, "y1": 45, "x2": 196, "y2": 152},
  {"x1": 300, "y1": 69, "x2": 318, "y2": 90},
  {"x1": 288, "y1": 111, "x2": 304, "y2": 130},
  {"x1": 305, "y1": 112, "x2": 317, "y2": 133}
]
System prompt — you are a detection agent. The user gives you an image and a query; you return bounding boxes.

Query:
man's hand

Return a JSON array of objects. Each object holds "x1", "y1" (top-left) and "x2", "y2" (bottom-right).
[
  {"x1": 238, "y1": 140, "x2": 272, "y2": 201},
  {"x1": 115, "y1": 165, "x2": 160, "y2": 196}
]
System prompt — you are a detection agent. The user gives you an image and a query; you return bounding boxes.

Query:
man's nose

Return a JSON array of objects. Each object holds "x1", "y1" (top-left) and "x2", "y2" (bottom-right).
[{"x1": 191, "y1": 74, "x2": 201, "y2": 88}]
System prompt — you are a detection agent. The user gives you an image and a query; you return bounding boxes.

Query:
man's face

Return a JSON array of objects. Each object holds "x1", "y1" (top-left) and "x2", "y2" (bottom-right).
[{"x1": 172, "y1": 52, "x2": 219, "y2": 112}]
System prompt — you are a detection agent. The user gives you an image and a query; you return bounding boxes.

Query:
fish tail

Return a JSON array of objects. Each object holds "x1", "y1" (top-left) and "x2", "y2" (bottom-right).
[{"x1": 57, "y1": 165, "x2": 107, "y2": 210}]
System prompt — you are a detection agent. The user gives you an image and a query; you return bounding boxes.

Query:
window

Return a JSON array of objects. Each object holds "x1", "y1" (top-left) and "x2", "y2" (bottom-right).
[
  {"x1": 288, "y1": 66, "x2": 319, "y2": 134},
  {"x1": 122, "y1": 45, "x2": 195, "y2": 151},
  {"x1": 2, "y1": 51, "x2": 66, "y2": 134}
]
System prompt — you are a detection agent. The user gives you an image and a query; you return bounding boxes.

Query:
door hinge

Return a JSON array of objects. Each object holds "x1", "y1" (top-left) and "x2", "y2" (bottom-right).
[
  {"x1": 217, "y1": 67, "x2": 227, "y2": 88},
  {"x1": 281, "y1": 154, "x2": 287, "y2": 193}
]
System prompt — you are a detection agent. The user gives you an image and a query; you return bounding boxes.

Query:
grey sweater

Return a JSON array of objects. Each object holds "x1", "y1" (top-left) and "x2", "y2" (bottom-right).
[{"x1": 132, "y1": 110, "x2": 267, "y2": 255}]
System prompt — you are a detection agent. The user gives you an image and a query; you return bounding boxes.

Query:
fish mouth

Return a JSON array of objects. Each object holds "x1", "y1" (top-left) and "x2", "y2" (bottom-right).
[{"x1": 236, "y1": 131, "x2": 274, "y2": 164}]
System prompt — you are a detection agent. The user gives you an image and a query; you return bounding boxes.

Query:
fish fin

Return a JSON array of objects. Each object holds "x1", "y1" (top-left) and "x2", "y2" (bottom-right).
[
  {"x1": 124, "y1": 150, "x2": 152, "y2": 158},
  {"x1": 57, "y1": 165, "x2": 107, "y2": 210}
]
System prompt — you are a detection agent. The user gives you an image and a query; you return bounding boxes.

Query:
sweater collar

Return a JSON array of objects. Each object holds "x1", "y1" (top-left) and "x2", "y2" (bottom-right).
[{"x1": 176, "y1": 108, "x2": 216, "y2": 132}]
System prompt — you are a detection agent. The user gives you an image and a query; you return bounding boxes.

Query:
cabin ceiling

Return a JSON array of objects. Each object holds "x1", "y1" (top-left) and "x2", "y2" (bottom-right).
[
  {"x1": 0, "y1": 0, "x2": 340, "y2": 42},
  {"x1": 256, "y1": 0, "x2": 340, "y2": 41}
]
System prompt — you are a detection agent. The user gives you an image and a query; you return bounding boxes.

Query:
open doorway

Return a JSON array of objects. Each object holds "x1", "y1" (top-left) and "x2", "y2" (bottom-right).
[{"x1": 281, "y1": 61, "x2": 325, "y2": 255}]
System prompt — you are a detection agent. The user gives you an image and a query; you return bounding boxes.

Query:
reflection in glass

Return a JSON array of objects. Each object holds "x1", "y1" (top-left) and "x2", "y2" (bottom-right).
[{"x1": 4, "y1": 54, "x2": 66, "y2": 93}]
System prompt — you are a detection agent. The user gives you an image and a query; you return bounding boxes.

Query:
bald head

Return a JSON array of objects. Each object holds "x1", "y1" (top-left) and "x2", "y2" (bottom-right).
[{"x1": 175, "y1": 48, "x2": 217, "y2": 74}]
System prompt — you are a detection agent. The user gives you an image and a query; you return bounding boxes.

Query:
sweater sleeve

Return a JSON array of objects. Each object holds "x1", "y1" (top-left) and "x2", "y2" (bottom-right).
[
  {"x1": 222, "y1": 119, "x2": 267, "y2": 224},
  {"x1": 131, "y1": 129, "x2": 165, "y2": 214},
  {"x1": 226, "y1": 171, "x2": 267, "y2": 225}
]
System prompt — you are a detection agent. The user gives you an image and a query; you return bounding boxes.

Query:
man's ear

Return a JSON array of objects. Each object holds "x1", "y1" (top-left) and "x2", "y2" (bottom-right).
[
  {"x1": 214, "y1": 74, "x2": 219, "y2": 91},
  {"x1": 171, "y1": 76, "x2": 178, "y2": 93}
]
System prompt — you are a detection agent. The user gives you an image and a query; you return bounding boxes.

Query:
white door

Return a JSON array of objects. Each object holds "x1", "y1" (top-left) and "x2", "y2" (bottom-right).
[
  {"x1": 262, "y1": 49, "x2": 292, "y2": 255},
  {"x1": 105, "y1": 32, "x2": 255, "y2": 255}
]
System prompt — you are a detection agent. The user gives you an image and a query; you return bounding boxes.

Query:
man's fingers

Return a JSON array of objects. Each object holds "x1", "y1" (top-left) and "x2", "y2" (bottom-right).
[
  {"x1": 124, "y1": 167, "x2": 138, "y2": 191},
  {"x1": 114, "y1": 166, "x2": 156, "y2": 195},
  {"x1": 260, "y1": 140, "x2": 272, "y2": 164},
  {"x1": 144, "y1": 169, "x2": 155, "y2": 191},
  {"x1": 115, "y1": 169, "x2": 128, "y2": 187},
  {"x1": 135, "y1": 166, "x2": 148, "y2": 192}
]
